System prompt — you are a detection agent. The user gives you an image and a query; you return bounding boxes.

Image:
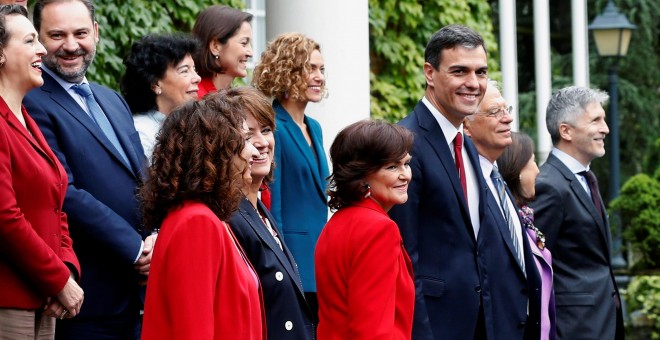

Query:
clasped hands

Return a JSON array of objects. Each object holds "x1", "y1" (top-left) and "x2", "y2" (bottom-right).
[{"x1": 44, "y1": 275, "x2": 84, "y2": 320}]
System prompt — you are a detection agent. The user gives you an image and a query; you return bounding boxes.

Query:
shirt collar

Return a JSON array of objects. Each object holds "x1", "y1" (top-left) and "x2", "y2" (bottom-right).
[
  {"x1": 551, "y1": 147, "x2": 590, "y2": 174},
  {"x1": 422, "y1": 96, "x2": 464, "y2": 147}
]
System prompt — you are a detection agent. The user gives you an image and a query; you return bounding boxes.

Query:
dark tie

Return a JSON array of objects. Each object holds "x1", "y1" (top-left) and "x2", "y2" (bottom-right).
[
  {"x1": 72, "y1": 83, "x2": 129, "y2": 166},
  {"x1": 579, "y1": 170, "x2": 604, "y2": 219},
  {"x1": 453, "y1": 132, "x2": 468, "y2": 205},
  {"x1": 491, "y1": 166, "x2": 525, "y2": 275}
]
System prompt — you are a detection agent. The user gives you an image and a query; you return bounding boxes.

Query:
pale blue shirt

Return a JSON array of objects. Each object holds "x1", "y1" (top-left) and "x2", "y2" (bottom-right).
[{"x1": 422, "y1": 96, "x2": 481, "y2": 237}]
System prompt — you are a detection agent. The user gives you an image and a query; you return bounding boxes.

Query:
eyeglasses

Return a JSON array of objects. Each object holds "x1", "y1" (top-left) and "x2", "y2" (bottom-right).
[{"x1": 477, "y1": 105, "x2": 513, "y2": 119}]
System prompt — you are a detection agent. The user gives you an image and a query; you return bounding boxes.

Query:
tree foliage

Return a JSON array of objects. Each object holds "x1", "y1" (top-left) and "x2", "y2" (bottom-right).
[
  {"x1": 509, "y1": 0, "x2": 659, "y2": 201},
  {"x1": 369, "y1": 0, "x2": 499, "y2": 122},
  {"x1": 89, "y1": 0, "x2": 244, "y2": 90}
]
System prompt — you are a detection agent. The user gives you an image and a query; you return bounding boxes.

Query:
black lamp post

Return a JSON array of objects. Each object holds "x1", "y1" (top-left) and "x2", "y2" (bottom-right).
[{"x1": 588, "y1": 1, "x2": 635, "y2": 270}]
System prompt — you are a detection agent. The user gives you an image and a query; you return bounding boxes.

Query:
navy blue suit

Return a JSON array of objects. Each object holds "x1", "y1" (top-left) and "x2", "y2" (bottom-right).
[
  {"x1": 24, "y1": 71, "x2": 146, "y2": 339},
  {"x1": 270, "y1": 100, "x2": 329, "y2": 292},
  {"x1": 229, "y1": 198, "x2": 315, "y2": 339},
  {"x1": 389, "y1": 100, "x2": 539, "y2": 339}
]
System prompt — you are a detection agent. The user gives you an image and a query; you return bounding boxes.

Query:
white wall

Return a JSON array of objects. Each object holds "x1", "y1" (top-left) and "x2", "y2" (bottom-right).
[{"x1": 265, "y1": 0, "x2": 371, "y2": 158}]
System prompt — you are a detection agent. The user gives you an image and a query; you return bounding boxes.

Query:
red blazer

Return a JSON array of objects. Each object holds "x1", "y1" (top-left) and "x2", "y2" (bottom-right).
[
  {"x1": 142, "y1": 201, "x2": 266, "y2": 340},
  {"x1": 315, "y1": 198, "x2": 415, "y2": 339},
  {"x1": 0, "y1": 98, "x2": 80, "y2": 309},
  {"x1": 197, "y1": 77, "x2": 217, "y2": 99}
]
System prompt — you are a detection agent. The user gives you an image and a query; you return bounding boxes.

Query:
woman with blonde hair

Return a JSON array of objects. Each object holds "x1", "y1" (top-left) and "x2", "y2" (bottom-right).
[{"x1": 252, "y1": 32, "x2": 329, "y2": 315}]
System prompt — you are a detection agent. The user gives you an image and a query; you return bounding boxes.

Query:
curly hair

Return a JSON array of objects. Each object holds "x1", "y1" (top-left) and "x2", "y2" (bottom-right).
[
  {"x1": 252, "y1": 32, "x2": 322, "y2": 102},
  {"x1": 222, "y1": 86, "x2": 276, "y2": 185},
  {"x1": 120, "y1": 34, "x2": 199, "y2": 114},
  {"x1": 192, "y1": 5, "x2": 252, "y2": 78},
  {"x1": 140, "y1": 97, "x2": 247, "y2": 231},
  {"x1": 327, "y1": 120, "x2": 413, "y2": 211},
  {"x1": 0, "y1": 5, "x2": 28, "y2": 63},
  {"x1": 496, "y1": 132, "x2": 535, "y2": 207}
]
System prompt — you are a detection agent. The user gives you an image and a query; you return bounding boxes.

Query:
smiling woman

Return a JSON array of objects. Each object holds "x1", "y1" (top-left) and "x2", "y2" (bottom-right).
[
  {"x1": 0, "y1": 5, "x2": 83, "y2": 337},
  {"x1": 315, "y1": 120, "x2": 415, "y2": 339},
  {"x1": 192, "y1": 5, "x2": 253, "y2": 96},
  {"x1": 120, "y1": 34, "x2": 200, "y2": 159}
]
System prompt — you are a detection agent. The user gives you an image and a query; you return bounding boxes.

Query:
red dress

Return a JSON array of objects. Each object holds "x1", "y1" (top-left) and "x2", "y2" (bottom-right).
[
  {"x1": 315, "y1": 198, "x2": 415, "y2": 339},
  {"x1": 197, "y1": 77, "x2": 217, "y2": 99},
  {"x1": 142, "y1": 201, "x2": 266, "y2": 340}
]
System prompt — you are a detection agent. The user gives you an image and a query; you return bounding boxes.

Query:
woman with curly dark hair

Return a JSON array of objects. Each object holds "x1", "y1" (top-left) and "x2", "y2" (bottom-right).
[
  {"x1": 252, "y1": 32, "x2": 329, "y2": 314},
  {"x1": 315, "y1": 120, "x2": 416, "y2": 339},
  {"x1": 121, "y1": 34, "x2": 200, "y2": 159},
  {"x1": 140, "y1": 95, "x2": 264, "y2": 340}
]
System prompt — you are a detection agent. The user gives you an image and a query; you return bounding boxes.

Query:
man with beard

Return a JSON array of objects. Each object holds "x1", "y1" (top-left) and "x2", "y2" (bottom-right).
[{"x1": 23, "y1": 0, "x2": 153, "y2": 338}]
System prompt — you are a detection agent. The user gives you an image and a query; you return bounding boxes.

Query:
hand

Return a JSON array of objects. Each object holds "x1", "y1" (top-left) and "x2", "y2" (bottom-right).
[
  {"x1": 48, "y1": 276, "x2": 84, "y2": 318},
  {"x1": 135, "y1": 233, "x2": 157, "y2": 276}
]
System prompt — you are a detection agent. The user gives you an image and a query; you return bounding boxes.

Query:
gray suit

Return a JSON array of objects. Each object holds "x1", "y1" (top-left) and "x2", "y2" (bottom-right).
[{"x1": 530, "y1": 153, "x2": 623, "y2": 339}]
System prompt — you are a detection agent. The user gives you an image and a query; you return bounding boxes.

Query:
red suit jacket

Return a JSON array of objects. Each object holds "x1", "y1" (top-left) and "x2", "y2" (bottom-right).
[
  {"x1": 142, "y1": 201, "x2": 266, "y2": 340},
  {"x1": 0, "y1": 98, "x2": 80, "y2": 309},
  {"x1": 315, "y1": 198, "x2": 415, "y2": 339}
]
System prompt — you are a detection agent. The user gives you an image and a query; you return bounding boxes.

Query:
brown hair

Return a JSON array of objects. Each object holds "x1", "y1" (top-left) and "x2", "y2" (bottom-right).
[
  {"x1": 192, "y1": 5, "x2": 252, "y2": 78},
  {"x1": 0, "y1": 4, "x2": 28, "y2": 65},
  {"x1": 221, "y1": 86, "x2": 276, "y2": 185},
  {"x1": 140, "y1": 96, "x2": 247, "y2": 231},
  {"x1": 252, "y1": 32, "x2": 321, "y2": 102},
  {"x1": 496, "y1": 132, "x2": 535, "y2": 207},
  {"x1": 33, "y1": 0, "x2": 95, "y2": 33},
  {"x1": 327, "y1": 120, "x2": 413, "y2": 211}
]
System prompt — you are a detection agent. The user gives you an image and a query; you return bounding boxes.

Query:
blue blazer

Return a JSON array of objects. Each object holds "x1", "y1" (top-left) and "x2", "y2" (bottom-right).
[
  {"x1": 229, "y1": 198, "x2": 315, "y2": 339},
  {"x1": 270, "y1": 101, "x2": 329, "y2": 292},
  {"x1": 389, "y1": 100, "x2": 540, "y2": 339},
  {"x1": 23, "y1": 72, "x2": 146, "y2": 322}
]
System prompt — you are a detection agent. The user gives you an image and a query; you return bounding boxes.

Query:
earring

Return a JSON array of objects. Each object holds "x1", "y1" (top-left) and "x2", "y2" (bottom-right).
[
  {"x1": 363, "y1": 183, "x2": 371, "y2": 198},
  {"x1": 214, "y1": 54, "x2": 219, "y2": 60},
  {"x1": 155, "y1": 88, "x2": 162, "y2": 95}
]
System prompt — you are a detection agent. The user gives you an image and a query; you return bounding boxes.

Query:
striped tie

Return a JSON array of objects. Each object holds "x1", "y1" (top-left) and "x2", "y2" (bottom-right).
[{"x1": 491, "y1": 166, "x2": 525, "y2": 275}]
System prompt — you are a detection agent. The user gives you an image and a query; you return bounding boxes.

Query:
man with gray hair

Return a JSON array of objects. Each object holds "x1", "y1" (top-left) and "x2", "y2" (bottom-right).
[{"x1": 530, "y1": 85, "x2": 623, "y2": 339}]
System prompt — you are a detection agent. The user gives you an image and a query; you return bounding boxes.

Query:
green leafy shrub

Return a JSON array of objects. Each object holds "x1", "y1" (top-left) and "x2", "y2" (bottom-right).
[
  {"x1": 610, "y1": 173, "x2": 660, "y2": 270},
  {"x1": 626, "y1": 275, "x2": 660, "y2": 338}
]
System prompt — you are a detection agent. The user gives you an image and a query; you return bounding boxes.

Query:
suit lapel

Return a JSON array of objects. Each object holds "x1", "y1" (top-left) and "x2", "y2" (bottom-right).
[
  {"x1": 547, "y1": 154, "x2": 611, "y2": 257},
  {"x1": 275, "y1": 103, "x2": 326, "y2": 198},
  {"x1": 91, "y1": 84, "x2": 143, "y2": 176},
  {"x1": 41, "y1": 73, "x2": 136, "y2": 176},
  {"x1": 239, "y1": 199, "x2": 306, "y2": 295},
  {"x1": 414, "y1": 102, "x2": 474, "y2": 242}
]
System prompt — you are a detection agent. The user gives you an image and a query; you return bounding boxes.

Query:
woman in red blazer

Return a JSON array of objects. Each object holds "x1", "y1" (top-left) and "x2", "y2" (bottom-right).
[
  {"x1": 315, "y1": 120, "x2": 416, "y2": 339},
  {"x1": 0, "y1": 5, "x2": 83, "y2": 337},
  {"x1": 140, "y1": 94, "x2": 265, "y2": 340}
]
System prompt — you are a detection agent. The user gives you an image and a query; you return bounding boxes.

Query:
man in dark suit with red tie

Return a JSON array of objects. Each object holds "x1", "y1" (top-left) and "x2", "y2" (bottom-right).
[
  {"x1": 530, "y1": 86, "x2": 623, "y2": 339},
  {"x1": 389, "y1": 25, "x2": 536, "y2": 339}
]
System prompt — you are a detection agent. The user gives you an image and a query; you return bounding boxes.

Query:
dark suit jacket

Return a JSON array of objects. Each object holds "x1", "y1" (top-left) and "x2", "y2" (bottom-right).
[
  {"x1": 0, "y1": 100, "x2": 80, "y2": 309},
  {"x1": 389, "y1": 100, "x2": 539, "y2": 339},
  {"x1": 270, "y1": 100, "x2": 329, "y2": 292},
  {"x1": 229, "y1": 198, "x2": 315, "y2": 340},
  {"x1": 530, "y1": 153, "x2": 622, "y2": 339},
  {"x1": 23, "y1": 72, "x2": 146, "y2": 323}
]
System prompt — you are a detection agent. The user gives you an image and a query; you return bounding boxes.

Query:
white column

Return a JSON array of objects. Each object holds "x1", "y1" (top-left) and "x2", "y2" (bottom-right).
[
  {"x1": 572, "y1": 0, "x2": 590, "y2": 87},
  {"x1": 265, "y1": 0, "x2": 371, "y2": 157},
  {"x1": 534, "y1": 0, "x2": 553, "y2": 162},
  {"x1": 499, "y1": 0, "x2": 519, "y2": 131}
]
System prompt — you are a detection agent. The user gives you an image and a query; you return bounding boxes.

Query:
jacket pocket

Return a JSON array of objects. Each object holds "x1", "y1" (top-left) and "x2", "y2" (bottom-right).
[
  {"x1": 420, "y1": 276, "x2": 445, "y2": 298},
  {"x1": 555, "y1": 292, "x2": 595, "y2": 306}
]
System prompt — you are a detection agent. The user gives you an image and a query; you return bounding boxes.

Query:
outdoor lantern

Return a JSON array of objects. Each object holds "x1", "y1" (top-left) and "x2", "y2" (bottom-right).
[{"x1": 588, "y1": 1, "x2": 636, "y2": 57}]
